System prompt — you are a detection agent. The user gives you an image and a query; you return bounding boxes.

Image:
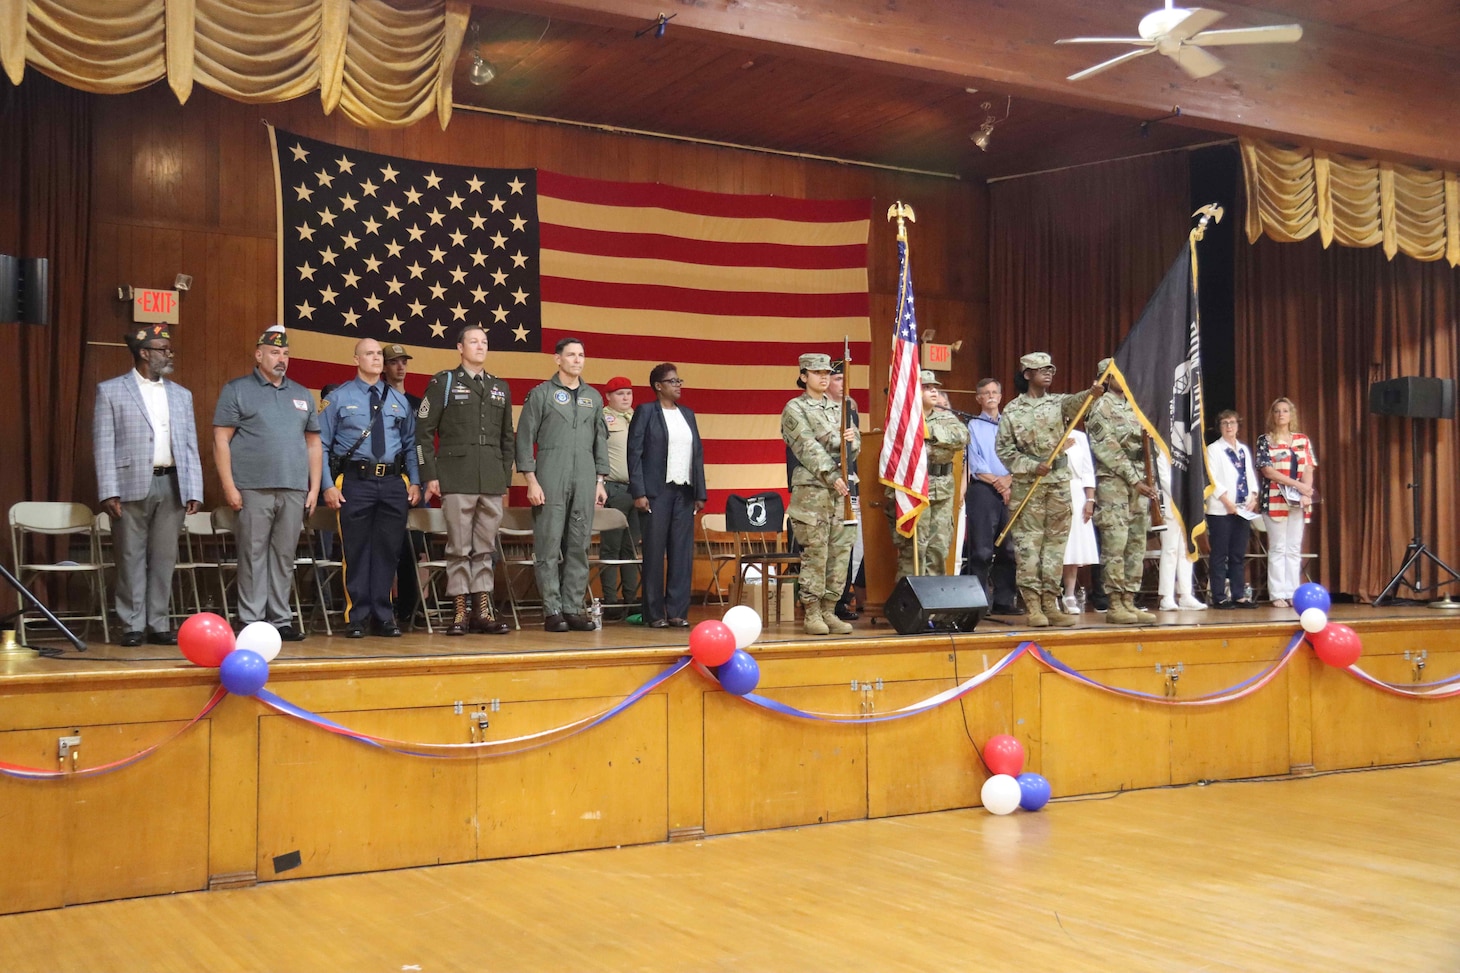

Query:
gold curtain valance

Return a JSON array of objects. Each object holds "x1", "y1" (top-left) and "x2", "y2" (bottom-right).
[
  {"x1": 0, "y1": 0, "x2": 470, "y2": 129},
  {"x1": 1241, "y1": 138, "x2": 1460, "y2": 268}
]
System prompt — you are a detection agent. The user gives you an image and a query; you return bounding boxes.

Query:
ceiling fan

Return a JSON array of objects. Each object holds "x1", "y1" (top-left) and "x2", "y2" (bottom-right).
[{"x1": 1056, "y1": 1, "x2": 1303, "y2": 82}]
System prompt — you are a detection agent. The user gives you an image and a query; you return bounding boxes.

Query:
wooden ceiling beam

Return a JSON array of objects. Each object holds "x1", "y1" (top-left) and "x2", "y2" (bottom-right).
[{"x1": 488, "y1": 0, "x2": 1460, "y2": 168}]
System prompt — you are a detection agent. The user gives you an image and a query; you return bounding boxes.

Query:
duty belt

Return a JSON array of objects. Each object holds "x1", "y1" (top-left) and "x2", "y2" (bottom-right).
[
  {"x1": 342, "y1": 459, "x2": 405, "y2": 477},
  {"x1": 927, "y1": 463, "x2": 953, "y2": 477}
]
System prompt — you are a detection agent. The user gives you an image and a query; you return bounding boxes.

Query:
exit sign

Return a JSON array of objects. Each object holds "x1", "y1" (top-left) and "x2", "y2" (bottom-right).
[
  {"x1": 920, "y1": 342, "x2": 953, "y2": 371},
  {"x1": 133, "y1": 288, "x2": 179, "y2": 324}
]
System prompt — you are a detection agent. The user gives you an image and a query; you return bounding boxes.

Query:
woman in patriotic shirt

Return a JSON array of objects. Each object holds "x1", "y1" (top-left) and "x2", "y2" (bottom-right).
[{"x1": 1255, "y1": 397, "x2": 1318, "y2": 608}]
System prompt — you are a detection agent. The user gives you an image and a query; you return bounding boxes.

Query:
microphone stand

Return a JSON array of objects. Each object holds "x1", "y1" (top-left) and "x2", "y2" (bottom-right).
[{"x1": 0, "y1": 563, "x2": 88, "y2": 656}]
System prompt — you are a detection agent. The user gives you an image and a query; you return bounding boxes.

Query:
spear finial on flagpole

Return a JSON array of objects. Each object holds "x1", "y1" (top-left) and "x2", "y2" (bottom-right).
[{"x1": 887, "y1": 202, "x2": 917, "y2": 242}]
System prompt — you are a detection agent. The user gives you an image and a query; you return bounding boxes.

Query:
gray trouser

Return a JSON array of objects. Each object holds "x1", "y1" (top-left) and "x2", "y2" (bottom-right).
[
  {"x1": 237, "y1": 488, "x2": 305, "y2": 626},
  {"x1": 114, "y1": 471, "x2": 185, "y2": 633},
  {"x1": 600, "y1": 481, "x2": 641, "y2": 605},
  {"x1": 441, "y1": 492, "x2": 504, "y2": 595},
  {"x1": 532, "y1": 474, "x2": 597, "y2": 616}
]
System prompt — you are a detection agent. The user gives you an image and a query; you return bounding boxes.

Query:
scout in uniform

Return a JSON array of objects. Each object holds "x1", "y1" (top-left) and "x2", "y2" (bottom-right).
[
  {"x1": 599, "y1": 375, "x2": 641, "y2": 618},
  {"x1": 416, "y1": 323, "x2": 515, "y2": 636},
  {"x1": 319, "y1": 338, "x2": 421, "y2": 637},
  {"x1": 885, "y1": 370, "x2": 969, "y2": 580},
  {"x1": 782, "y1": 352, "x2": 859, "y2": 636},
  {"x1": 515, "y1": 336, "x2": 609, "y2": 633},
  {"x1": 1086, "y1": 357, "x2": 1158, "y2": 625},
  {"x1": 994, "y1": 352, "x2": 1103, "y2": 628}
]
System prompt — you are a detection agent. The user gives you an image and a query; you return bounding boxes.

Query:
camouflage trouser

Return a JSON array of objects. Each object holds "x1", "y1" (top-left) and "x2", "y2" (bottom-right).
[
  {"x1": 1093, "y1": 475, "x2": 1151, "y2": 594},
  {"x1": 885, "y1": 481, "x2": 955, "y2": 579},
  {"x1": 788, "y1": 483, "x2": 855, "y2": 604},
  {"x1": 1008, "y1": 477, "x2": 1071, "y2": 595}
]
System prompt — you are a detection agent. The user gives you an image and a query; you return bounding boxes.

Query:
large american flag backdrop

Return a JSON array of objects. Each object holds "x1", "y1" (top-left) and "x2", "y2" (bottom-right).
[{"x1": 270, "y1": 128, "x2": 872, "y2": 511}]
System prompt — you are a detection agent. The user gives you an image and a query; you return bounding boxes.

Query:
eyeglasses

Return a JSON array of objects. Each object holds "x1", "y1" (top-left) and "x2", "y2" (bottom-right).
[
  {"x1": 658, "y1": 378, "x2": 684, "y2": 385},
  {"x1": 140, "y1": 346, "x2": 175, "y2": 356},
  {"x1": 1034, "y1": 366, "x2": 1056, "y2": 374}
]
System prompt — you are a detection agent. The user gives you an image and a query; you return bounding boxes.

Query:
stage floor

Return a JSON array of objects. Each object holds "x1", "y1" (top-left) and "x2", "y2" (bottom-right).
[{"x1": 3, "y1": 601, "x2": 1447, "y2": 677}]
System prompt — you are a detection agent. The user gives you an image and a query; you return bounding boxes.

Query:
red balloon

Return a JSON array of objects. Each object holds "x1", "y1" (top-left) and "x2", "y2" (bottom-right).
[
  {"x1": 984, "y1": 734, "x2": 1026, "y2": 777},
  {"x1": 1308, "y1": 622, "x2": 1362, "y2": 668},
  {"x1": 689, "y1": 620, "x2": 736, "y2": 667},
  {"x1": 178, "y1": 612, "x2": 237, "y2": 668}
]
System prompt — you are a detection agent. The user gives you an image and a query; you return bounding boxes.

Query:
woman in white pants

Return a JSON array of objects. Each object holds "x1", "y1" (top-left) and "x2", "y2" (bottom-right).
[
  {"x1": 1255, "y1": 397, "x2": 1318, "y2": 608},
  {"x1": 1155, "y1": 451, "x2": 1206, "y2": 611}
]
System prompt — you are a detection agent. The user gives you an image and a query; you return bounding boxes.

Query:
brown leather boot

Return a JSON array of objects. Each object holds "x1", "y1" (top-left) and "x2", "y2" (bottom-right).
[
  {"x1": 446, "y1": 594, "x2": 470, "y2": 636},
  {"x1": 472, "y1": 592, "x2": 512, "y2": 635}
]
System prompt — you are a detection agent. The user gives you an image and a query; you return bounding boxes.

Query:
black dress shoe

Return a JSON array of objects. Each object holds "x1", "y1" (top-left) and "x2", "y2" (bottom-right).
[
  {"x1": 146, "y1": 631, "x2": 178, "y2": 646},
  {"x1": 667, "y1": 617, "x2": 690, "y2": 628},
  {"x1": 649, "y1": 618, "x2": 669, "y2": 629},
  {"x1": 379, "y1": 623, "x2": 403, "y2": 637},
  {"x1": 565, "y1": 613, "x2": 597, "y2": 631},
  {"x1": 119, "y1": 630, "x2": 144, "y2": 647},
  {"x1": 543, "y1": 613, "x2": 570, "y2": 633},
  {"x1": 1214, "y1": 600, "x2": 1234, "y2": 609},
  {"x1": 1234, "y1": 600, "x2": 1259, "y2": 609},
  {"x1": 990, "y1": 604, "x2": 1026, "y2": 616},
  {"x1": 345, "y1": 624, "x2": 366, "y2": 639},
  {"x1": 480, "y1": 619, "x2": 513, "y2": 635},
  {"x1": 276, "y1": 625, "x2": 307, "y2": 642}
]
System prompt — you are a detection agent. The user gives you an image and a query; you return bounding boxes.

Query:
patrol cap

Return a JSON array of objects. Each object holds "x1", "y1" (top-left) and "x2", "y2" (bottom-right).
[
  {"x1": 831, "y1": 359, "x2": 846, "y2": 375},
  {"x1": 1019, "y1": 351, "x2": 1053, "y2": 371},
  {"x1": 383, "y1": 343, "x2": 413, "y2": 362},
  {"x1": 128, "y1": 324, "x2": 171, "y2": 349},
  {"x1": 919, "y1": 369, "x2": 943, "y2": 388},
  {"x1": 799, "y1": 352, "x2": 833, "y2": 372},
  {"x1": 257, "y1": 324, "x2": 288, "y2": 347},
  {"x1": 1096, "y1": 357, "x2": 1113, "y2": 377},
  {"x1": 603, "y1": 376, "x2": 633, "y2": 394}
]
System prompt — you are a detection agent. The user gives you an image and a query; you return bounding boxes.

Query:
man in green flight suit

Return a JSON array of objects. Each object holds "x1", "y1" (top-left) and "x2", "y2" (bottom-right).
[
  {"x1": 782, "y1": 352, "x2": 859, "y2": 637},
  {"x1": 516, "y1": 336, "x2": 609, "y2": 633},
  {"x1": 1086, "y1": 357, "x2": 1159, "y2": 626},
  {"x1": 884, "y1": 370, "x2": 969, "y2": 580},
  {"x1": 415, "y1": 323, "x2": 514, "y2": 636},
  {"x1": 995, "y1": 352, "x2": 1105, "y2": 628}
]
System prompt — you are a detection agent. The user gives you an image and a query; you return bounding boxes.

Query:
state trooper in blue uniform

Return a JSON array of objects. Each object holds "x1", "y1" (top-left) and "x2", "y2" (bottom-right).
[{"x1": 320, "y1": 338, "x2": 421, "y2": 637}]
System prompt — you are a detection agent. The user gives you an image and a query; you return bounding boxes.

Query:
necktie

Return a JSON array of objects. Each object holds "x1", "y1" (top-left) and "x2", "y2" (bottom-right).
[{"x1": 370, "y1": 386, "x2": 386, "y2": 459}]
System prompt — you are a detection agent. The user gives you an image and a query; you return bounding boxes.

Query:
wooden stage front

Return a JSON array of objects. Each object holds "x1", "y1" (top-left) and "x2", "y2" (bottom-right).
[{"x1": 2, "y1": 602, "x2": 1457, "y2": 916}]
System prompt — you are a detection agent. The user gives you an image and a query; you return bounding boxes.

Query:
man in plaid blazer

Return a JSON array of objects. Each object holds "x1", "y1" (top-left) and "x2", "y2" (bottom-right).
[{"x1": 93, "y1": 325, "x2": 204, "y2": 647}]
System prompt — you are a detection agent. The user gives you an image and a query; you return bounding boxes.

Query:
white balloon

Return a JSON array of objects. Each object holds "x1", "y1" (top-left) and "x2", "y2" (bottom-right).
[
  {"x1": 236, "y1": 620, "x2": 283, "y2": 662},
  {"x1": 981, "y1": 774, "x2": 1022, "y2": 816},
  {"x1": 721, "y1": 604, "x2": 763, "y2": 649},
  {"x1": 1299, "y1": 607, "x2": 1328, "y2": 634}
]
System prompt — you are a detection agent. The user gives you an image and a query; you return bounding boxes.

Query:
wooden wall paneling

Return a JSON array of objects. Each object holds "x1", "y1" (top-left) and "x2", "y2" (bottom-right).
[
  {"x1": 0, "y1": 729, "x2": 73, "y2": 913},
  {"x1": 702, "y1": 685, "x2": 867, "y2": 835},
  {"x1": 1169, "y1": 661, "x2": 1292, "y2": 785},
  {"x1": 1309, "y1": 654, "x2": 1429, "y2": 770},
  {"x1": 666, "y1": 660, "x2": 706, "y2": 837},
  {"x1": 256, "y1": 708, "x2": 477, "y2": 881},
  {"x1": 866, "y1": 676, "x2": 1004, "y2": 818},
  {"x1": 1039, "y1": 666, "x2": 1173, "y2": 796},
  {"x1": 208, "y1": 694, "x2": 260, "y2": 888},
  {"x1": 477, "y1": 694, "x2": 669, "y2": 859}
]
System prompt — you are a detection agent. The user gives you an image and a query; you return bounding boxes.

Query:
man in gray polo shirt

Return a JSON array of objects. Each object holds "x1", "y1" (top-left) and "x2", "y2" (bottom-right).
[{"x1": 213, "y1": 325, "x2": 323, "y2": 641}]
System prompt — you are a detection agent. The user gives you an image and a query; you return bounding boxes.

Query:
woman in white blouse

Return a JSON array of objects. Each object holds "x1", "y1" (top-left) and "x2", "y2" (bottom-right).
[{"x1": 1205, "y1": 410, "x2": 1260, "y2": 608}]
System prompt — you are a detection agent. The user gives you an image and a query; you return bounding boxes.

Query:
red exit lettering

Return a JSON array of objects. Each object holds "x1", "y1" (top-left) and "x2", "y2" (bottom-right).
[{"x1": 925, "y1": 343, "x2": 950, "y2": 364}]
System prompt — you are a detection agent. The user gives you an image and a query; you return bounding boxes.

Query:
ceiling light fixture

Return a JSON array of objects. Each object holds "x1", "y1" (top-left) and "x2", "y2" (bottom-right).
[
  {"x1": 464, "y1": 21, "x2": 497, "y2": 86},
  {"x1": 970, "y1": 96, "x2": 1012, "y2": 152}
]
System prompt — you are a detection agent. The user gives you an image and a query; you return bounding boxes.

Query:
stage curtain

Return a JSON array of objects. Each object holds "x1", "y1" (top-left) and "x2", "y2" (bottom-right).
[
  {"x1": 0, "y1": 0, "x2": 470, "y2": 129},
  {"x1": 1242, "y1": 138, "x2": 1460, "y2": 268},
  {"x1": 1236, "y1": 235, "x2": 1460, "y2": 600},
  {"x1": 0, "y1": 76, "x2": 93, "y2": 600},
  {"x1": 987, "y1": 153, "x2": 1192, "y2": 389}
]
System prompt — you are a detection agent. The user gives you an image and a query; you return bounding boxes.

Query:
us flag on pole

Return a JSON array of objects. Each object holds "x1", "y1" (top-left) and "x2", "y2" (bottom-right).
[
  {"x1": 269, "y1": 128, "x2": 871, "y2": 510},
  {"x1": 878, "y1": 233, "x2": 928, "y2": 536}
]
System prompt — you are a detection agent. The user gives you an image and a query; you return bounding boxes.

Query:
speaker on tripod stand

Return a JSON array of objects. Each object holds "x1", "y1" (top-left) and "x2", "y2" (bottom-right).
[{"x1": 1369, "y1": 377, "x2": 1460, "y2": 608}]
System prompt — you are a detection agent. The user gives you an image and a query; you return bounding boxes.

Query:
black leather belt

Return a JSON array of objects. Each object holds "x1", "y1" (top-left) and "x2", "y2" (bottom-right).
[
  {"x1": 152, "y1": 466, "x2": 175, "y2": 476},
  {"x1": 343, "y1": 460, "x2": 405, "y2": 478},
  {"x1": 928, "y1": 463, "x2": 953, "y2": 477}
]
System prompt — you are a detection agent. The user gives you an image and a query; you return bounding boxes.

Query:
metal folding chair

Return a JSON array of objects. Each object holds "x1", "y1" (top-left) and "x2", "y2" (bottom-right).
[{"x1": 9, "y1": 501, "x2": 110, "y2": 644}]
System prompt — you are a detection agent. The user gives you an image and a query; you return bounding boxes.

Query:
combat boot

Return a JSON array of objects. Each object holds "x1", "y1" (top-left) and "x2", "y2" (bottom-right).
[
  {"x1": 1126, "y1": 592, "x2": 1158, "y2": 624},
  {"x1": 446, "y1": 594, "x2": 470, "y2": 636},
  {"x1": 821, "y1": 598, "x2": 853, "y2": 635},
  {"x1": 1042, "y1": 593, "x2": 1077, "y2": 627},
  {"x1": 472, "y1": 592, "x2": 512, "y2": 635},
  {"x1": 802, "y1": 602, "x2": 830, "y2": 636},
  {"x1": 1105, "y1": 592, "x2": 1139, "y2": 624},
  {"x1": 1020, "y1": 588, "x2": 1049, "y2": 627}
]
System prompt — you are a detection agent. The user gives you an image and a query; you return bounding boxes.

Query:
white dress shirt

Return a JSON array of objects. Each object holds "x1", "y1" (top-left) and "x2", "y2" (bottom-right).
[
  {"x1": 134, "y1": 370, "x2": 174, "y2": 467},
  {"x1": 662, "y1": 405, "x2": 693, "y2": 485}
]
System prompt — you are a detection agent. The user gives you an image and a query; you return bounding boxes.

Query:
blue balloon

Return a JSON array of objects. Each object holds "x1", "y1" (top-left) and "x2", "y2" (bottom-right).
[
  {"x1": 1293, "y1": 582, "x2": 1331, "y2": 615},
  {"x1": 712, "y1": 649, "x2": 760, "y2": 696},
  {"x1": 219, "y1": 648, "x2": 270, "y2": 696},
  {"x1": 1016, "y1": 772, "x2": 1052, "y2": 812}
]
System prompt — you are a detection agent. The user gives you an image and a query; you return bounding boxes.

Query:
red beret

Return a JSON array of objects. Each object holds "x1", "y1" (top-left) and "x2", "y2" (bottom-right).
[{"x1": 603, "y1": 376, "x2": 633, "y2": 394}]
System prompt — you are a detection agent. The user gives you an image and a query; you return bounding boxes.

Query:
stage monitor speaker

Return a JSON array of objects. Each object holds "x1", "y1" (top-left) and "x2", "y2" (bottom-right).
[
  {"x1": 884, "y1": 575, "x2": 987, "y2": 636},
  {"x1": 1368, "y1": 377, "x2": 1454, "y2": 420},
  {"x1": 0, "y1": 255, "x2": 17, "y2": 322},
  {"x1": 19, "y1": 258, "x2": 49, "y2": 326}
]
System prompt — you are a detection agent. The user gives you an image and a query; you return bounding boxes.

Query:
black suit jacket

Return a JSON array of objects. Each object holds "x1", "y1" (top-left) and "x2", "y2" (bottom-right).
[{"x1": 627, "y1": 401, "x2": 707, "y2": 502}]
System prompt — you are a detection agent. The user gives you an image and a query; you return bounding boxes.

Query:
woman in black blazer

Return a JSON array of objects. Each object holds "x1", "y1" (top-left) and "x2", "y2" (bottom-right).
[{"x1": 627, "y1": 362, "x2": 707, "y2": 628}]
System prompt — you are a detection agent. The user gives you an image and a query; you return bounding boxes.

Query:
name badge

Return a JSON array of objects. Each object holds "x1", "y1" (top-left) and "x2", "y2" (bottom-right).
[
  {"x1": 292, "y1": 399, "x2": 310, "y2": 412},
  {"x1": 577, "y1": 396, "x2": 593, "y2": 408}
]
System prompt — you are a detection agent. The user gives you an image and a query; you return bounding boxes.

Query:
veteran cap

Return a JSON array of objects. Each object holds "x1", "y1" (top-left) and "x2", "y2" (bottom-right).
[
  {"x1": 603, "y1": 376, "x2": 633, "y2": 394},
  {"x1": 128, "y1": 324, "x2": 171, "y2": 349},
  {"x1": 257, "y1": 324, "x2": 288, "y2": 347},
  {"x1": 383, "y1": 343, "x2": 412, "y2": 362},
  {"x1": 1020, "y1": 351, "x2": 1053, "y2": 371},
  {"x1": 798, "y1": 352, "x2": 833, "y2": 372}
]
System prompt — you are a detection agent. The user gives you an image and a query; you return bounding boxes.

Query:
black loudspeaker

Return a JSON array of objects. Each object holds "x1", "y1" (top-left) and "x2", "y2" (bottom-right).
[
  {"x1": 0, "y1": 255, "x2": 49, "y2": 326},
  {"x1": 0, "y1": 255, "x2": 17, "y2": 322},
  {"x1": 884, "y1": 575, "x2": 988, "y2": 635},
  {"x1": 1368, "y1": 377, "x2": 1455, "y2": 420}
]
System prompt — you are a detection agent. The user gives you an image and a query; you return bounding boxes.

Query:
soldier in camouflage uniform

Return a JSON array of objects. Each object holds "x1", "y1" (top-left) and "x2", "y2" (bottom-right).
[
  {"x1": 885, "y1": 370, "x2": 969, "y2": 580},
  {"x1": 995, "y1": 352, "x2": 1105, "y2": 627},
  {"x1": 1086, "y1": 358, "x2": 1158, "y2": 625},
  {"x1": 782, "y1": 352, "x2": 860, "y2": 636}
]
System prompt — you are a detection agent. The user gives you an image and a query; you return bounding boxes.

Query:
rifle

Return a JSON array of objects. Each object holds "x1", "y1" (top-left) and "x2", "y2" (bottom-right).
[
  {"x1": 1143, "y1": 436, "x2": 1167, "y2": 531},
  {"x1": 839, "y1": 334, "x2": 856, "y2": 525}
]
